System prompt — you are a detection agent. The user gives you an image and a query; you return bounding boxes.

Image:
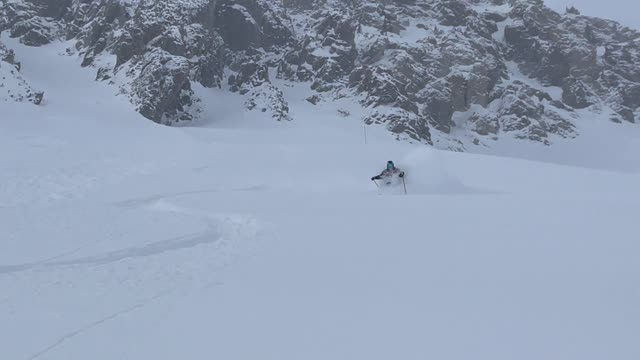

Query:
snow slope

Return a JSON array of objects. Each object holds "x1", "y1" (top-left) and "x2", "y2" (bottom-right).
[{"x1": 1, "y1": 36, "x2": 640, "y2": 360}]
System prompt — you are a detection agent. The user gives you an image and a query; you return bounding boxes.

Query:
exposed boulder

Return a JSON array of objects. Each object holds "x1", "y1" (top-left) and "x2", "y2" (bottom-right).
[
  {"x1": 365, "y1": 108, "x2": 432, "y2": 144},
  {"x1": 561, "y1": 77, "x2": 598, "y2": 109},
  {"x1": 126, "y1": 49, "x2": 193, "y2": 124},
  {"x1": 215, "y1": 0, "x2": 292, "y2": 51},
  {"x1": 229, "y1": 54, "x2": 291, "y2": 121},
  {"x1": 278, "y1": 9, "x2": 357, "y2": 92},
  {"x1": 467, "y1": 81, "x2": 576, "y2": 144}
]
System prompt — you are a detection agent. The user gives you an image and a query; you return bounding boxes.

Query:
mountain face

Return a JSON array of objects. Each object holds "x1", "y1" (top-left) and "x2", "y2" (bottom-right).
[{"x1": 1, "y1": 0, "x2": 639, "y2": 149}]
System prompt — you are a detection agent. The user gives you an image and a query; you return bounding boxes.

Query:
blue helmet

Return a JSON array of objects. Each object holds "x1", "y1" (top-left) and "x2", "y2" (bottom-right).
[{"x1": 387, "y1": 161, "x2": 395, "y2": 170}]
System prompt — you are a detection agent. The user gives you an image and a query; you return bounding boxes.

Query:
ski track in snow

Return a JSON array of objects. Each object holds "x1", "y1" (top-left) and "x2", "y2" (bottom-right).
[
  {"x1": 26, "y1": 289, "x2": 173, "y2": 360},
  {"x1": 0, "y1": 225, "x2": 220, "y2": 275},
  {"x1": 112, "y1": 185, "x2": 267, "y2": 208},
  {"x1": 0, "y1": 195, "x2": 259, "y2": 275}
]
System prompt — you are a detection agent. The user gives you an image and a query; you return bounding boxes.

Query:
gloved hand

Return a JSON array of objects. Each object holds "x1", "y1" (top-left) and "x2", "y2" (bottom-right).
[
  {"x1": 399, "y1": 172, "x2": 405, "y2": 178},
  {"x1": 371, "y1": 176, "x2": 378, "y2": 181}
]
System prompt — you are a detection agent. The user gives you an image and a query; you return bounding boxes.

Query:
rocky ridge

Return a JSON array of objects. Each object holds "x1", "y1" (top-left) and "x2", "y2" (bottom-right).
[{"x1": 1, "y1": 0, "x2": 639, "y2": 149}]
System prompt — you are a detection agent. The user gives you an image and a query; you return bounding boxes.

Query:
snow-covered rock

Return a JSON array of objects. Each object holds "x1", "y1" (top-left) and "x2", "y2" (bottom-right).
[
  {"x1": 0, "y1": 39, "x2": 43, "y2": 104},
  {"x1": 275, "y1": 0, "x2": 604, "y2": 147},
  {"x1": 2, "y1": 0, "x2": 640, "y2": 149},
  {"x1": 506, "y1": 0, "x2": 640, "y2": 124}
]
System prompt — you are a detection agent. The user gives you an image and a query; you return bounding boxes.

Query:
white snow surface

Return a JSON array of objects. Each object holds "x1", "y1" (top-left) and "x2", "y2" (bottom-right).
[{"x1": 2, "y1": 36, "x2": 640, "y2": 360}]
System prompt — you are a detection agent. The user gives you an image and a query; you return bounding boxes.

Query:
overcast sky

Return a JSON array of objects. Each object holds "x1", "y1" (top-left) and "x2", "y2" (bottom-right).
[{"x1": 543, "y1": 0, "x2": 638, "y2": 30}]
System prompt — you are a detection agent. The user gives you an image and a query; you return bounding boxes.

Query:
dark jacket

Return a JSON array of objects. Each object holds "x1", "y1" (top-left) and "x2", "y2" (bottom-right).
[{"x1": 372, "y1": 167, "x2": 404, "y2": 181}]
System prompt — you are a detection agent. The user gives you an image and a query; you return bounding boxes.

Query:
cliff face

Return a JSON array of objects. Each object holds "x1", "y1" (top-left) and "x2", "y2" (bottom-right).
[{"x1": 2, "y1": 0, "x2": 639, "y2": 149}]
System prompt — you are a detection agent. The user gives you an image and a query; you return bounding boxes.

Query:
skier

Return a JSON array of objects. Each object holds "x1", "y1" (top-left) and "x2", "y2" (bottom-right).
[{"x1": 371, "y1": 160, "x2": 405, "y2": 185}]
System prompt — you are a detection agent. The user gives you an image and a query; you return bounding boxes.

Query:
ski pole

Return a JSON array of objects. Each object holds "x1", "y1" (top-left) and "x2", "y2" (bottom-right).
[
  {"x1": 372, "y1": 179, "x2": 380, "y2": 189},
  {"x1": 402, "y1": 177, "x2": 407, "y2": 195},
  {"x1": 363, "y1": 124, "x2": 368, "y2": 145}
]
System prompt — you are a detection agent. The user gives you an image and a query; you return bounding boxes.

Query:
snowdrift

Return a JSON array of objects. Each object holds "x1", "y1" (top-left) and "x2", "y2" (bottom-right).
[{"x1": 376, "y1": 148, "x2": 470, "y2": 195}]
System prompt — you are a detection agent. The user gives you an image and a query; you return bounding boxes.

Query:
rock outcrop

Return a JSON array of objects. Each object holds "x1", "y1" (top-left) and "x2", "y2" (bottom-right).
[
  {"x1": 1, "y1": 0, "x2": 639, "y2": 149},
  {"x1": 0, "y1": 40, "x2": 43, "y2": 104}
]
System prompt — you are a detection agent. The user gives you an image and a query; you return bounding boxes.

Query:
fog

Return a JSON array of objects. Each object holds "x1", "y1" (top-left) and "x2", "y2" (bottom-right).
[{"x1": 544, "y1": 0, "x2": 639, "y2": 30}]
